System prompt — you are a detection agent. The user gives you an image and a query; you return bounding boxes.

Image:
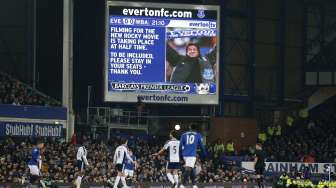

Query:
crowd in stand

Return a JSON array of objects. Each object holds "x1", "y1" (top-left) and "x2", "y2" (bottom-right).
[
  {"x1": 263, "y1": 122, "x2": 336, "y2": 163},
  {"x1": 1, "y1": 70, "x2": 336, "y2": 186},
  {"x1": 262, "y1": 100, "x2": 336, "y2": 163},
  {"x1": 0, "y1": 71, "x2": 60, "y2": 106},
  {"x1": 1, "y1": 116, "x2": 335, "y2": 184},
  {"x1": 1, "y1": 107, "x2": 335, "y2": 184},
  {"x1": 0, "y1": 135, "x2": 254, "y2": 184}
]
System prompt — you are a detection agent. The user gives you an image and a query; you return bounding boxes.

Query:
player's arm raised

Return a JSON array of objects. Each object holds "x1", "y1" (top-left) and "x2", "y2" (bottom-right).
[
  {"x1": 152, "y1": 141, "x2": 168, "y2": 156},
  {"x1": 152, "y1": 147, "x2": 165, "y2": 156},
  {"x1": 166, "y1": 43, "x2": 182, "y2": 66}
]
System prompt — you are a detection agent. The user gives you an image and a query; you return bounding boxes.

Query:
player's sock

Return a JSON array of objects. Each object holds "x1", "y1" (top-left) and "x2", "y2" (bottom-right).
[
  {"x1": 39, "y1": 179, "x2": 47, "y2": 188},
  {"x1": 121, "y1": 176, "x2": 127, "y2": 188},
  {"x1": 190, "y1": 169, "x2": 196, "y2": 185},
  {"x1": 76, "y1": 176, "x2": 82, "y2": 188},
  {"x1": 173, "y1": 174, "x2": 179, "y2": 187},
  {"x1": 257, "y1": 178, "x2": 261, "y2": 188},
  {"x1": 182, "y1": 169, "x2": 189, "y2": 185},
  {"x1": 30, "y1": 175, "x2": 37, "y2": 184},
  {"x1": 21, "y1": 176, "x2": 26, "y2": 185},
  {"x1": 107, "y1": 178, "x2": 113, "y2": 187},
  {"x1": 126, "y1": 177, "x2": 130, "y2": 186},
  {"x1": 260, "y1": 177, "x2": 264, "y2": 188},
  {"x1": 167, "y1": 173, "x2": 175, "y2": 185},
  {"x1": 113, "y1": 176, "x2": 121, "y2": 188}
]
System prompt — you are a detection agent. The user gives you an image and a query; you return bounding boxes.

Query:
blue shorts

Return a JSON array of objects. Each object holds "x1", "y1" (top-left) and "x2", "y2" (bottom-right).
[
  {"x1": 166, "y1": 162, "x2": 180, "y2": 170},
  {"x1": 77, "y1": 160, "x2": 85, "y2": 171}
]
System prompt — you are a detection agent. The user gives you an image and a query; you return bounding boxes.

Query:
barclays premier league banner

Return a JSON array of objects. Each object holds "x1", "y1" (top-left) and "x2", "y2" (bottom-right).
[{"x1": 104, "y1": 1, "x2": 220, "y2": 104}]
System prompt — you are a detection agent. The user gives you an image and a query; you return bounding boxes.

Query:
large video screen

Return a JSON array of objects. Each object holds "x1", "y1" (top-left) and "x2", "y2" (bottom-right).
[{"x1": 104, "y1": 1, "x2": 220, "y2": 104}]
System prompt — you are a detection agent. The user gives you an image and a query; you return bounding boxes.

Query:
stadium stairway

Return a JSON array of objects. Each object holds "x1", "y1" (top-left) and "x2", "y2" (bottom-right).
[{"x1": 308, "y1": 87, "x2": 336, "y2": 110}]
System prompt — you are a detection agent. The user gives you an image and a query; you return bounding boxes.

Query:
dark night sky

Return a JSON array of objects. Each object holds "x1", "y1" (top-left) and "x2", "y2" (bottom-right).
[{"x1": 37, "y1": 0, "x2": 108, "y2": 110}]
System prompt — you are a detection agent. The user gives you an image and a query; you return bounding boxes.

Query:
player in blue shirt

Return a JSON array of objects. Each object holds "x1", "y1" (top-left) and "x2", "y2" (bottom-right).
[
  {"x1": 123, "y1": 148, "x2": 137, "y2": 185},
  {"x1": 27, "y1": 140, "x2": 46, "y2": 187},
  {"x1": 179, "y1": 124, "x2": 206, "y2": 188}
]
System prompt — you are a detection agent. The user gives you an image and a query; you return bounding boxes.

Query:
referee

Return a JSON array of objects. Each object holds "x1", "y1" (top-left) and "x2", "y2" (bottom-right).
[{"x1": 254, "y1": 143, "x2": 266, "y2": 188}]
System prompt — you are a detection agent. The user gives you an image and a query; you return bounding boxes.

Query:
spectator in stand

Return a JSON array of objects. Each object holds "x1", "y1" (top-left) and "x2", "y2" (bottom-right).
[
  {"x1": 12, "y1": 97, "x2": 20, "y2": 105},
  {"x1": 267, "y1": 125, "x2": 274, "y2": 137},
  {"x1": 274, "y1": 124, "x2": 282, "y2": 137},
  {"x1": 225, "y1": 140, "x2": 235, "y2": 156},
  {"x1": 307, "y1": 120, "x2": 315, "y2": 129},
  {"x1": 258, "y1": 131, "x2": 267, "y2": 143},
  {"x1": 301, "y1": 152, "x2": 316, "y2": 163},
  {"x1": 0, "y1": 71, "x2": 60, "y2": 106},
  {"x1": 212, "y1": 139, "x2": 225, "y2": 159},
  {"x1": 71, "y1": 133, "x2": 77, "y2": 145}
]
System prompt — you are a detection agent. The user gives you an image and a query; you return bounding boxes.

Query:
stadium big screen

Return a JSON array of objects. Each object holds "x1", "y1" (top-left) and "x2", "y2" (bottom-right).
[{"x1": 104, "y1": 1, "x2": 220, "y2": 104}]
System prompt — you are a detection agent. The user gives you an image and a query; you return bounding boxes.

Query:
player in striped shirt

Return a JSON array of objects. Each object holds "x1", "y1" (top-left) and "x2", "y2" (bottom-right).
[
  {"x1": 74, "y1": 143, "x2": 89, "y2": 188},
  {"x1": 112, "y1": 138, "x2": 134, "y2": 188},
  {"x1": 153, "y1": 130, "x2": 180, "y2": 188}
]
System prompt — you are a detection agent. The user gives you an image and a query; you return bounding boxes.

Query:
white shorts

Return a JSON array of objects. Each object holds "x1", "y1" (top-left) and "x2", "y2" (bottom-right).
[
  {"x1": 28, "y1": 165, "x2": 40, "y2": 176},
  {"x1": 123, "y1": 169, "x2": 134, "y2": 177},
  {"x1": 183, "y1": 157, "x2": 196, "y2": 168}
]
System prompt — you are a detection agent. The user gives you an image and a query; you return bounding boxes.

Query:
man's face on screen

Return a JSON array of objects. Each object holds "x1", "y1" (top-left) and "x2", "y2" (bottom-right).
[{"x1": 186, "y1": 45, "x2": 199, "y2": 58}]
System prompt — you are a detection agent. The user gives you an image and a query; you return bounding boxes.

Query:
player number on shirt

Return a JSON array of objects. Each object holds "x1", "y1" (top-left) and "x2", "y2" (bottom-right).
[
  {"x1": 186, "y1": 135, "x2": 195, "y2": 144},
  {"x1": 173, "y1": 146, "x2": 177, "y2": 154}
]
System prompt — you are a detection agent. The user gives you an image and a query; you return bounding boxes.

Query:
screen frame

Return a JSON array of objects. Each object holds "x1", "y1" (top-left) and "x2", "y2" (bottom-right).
[{"x1": 104, "y1": 1, "x2": 221, "y2": 105}]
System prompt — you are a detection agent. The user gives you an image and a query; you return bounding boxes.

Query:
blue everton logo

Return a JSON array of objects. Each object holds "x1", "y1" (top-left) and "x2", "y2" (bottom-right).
[
  {"x1": 203, "y1": 68, "x2": 214, "y2": 80},
  {"x1": 197, "y1": 9, "x2": 205, "y2": 19}
]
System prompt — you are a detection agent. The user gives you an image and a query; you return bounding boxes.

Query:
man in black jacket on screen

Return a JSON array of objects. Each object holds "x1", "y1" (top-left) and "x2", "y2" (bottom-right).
[{"x1": 166, "y1": 42, "x2": 216, "y2": 83}]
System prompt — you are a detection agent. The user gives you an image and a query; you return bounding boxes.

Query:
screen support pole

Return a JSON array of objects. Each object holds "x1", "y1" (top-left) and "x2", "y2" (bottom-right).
[{"x1": 63, "y1": 0, "x2": 74, "y2": 141}]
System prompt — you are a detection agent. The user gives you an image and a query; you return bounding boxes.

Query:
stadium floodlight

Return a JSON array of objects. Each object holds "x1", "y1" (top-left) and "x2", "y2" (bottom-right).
[{"x1": 175, "y1": 124, "x2": 181, "y2": 130}]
